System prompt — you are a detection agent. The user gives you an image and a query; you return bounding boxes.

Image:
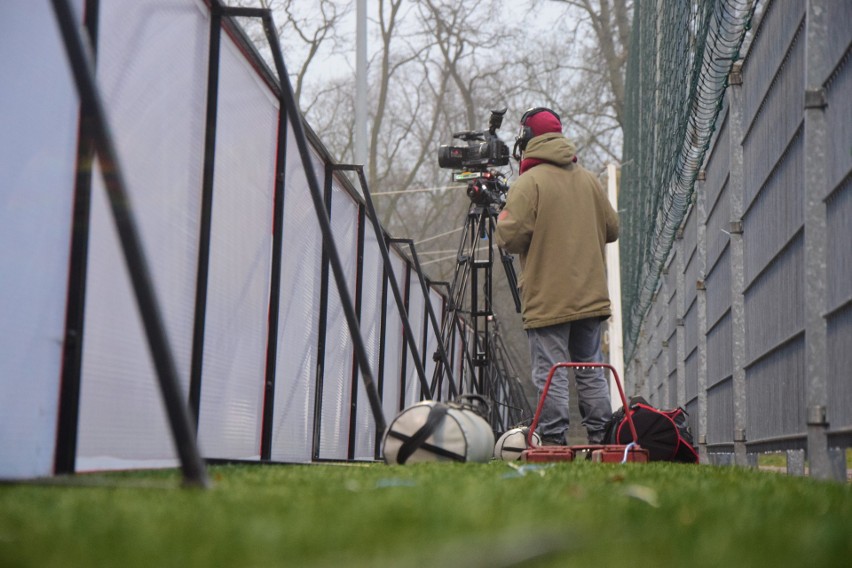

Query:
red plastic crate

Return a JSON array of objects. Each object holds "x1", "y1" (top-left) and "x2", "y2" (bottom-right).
[
  {"x1": 521, "y1": 446, "x2": 576, "y2": 462},
  {"x1": 522, "y1": 363, "x2": 649, "y2": 464},
  {"x1": 521, "y1": 444, "x2": 649, "y2": 463},
  {"x1": 590, "y1": 445, "x2": 649, "y2": 463}
]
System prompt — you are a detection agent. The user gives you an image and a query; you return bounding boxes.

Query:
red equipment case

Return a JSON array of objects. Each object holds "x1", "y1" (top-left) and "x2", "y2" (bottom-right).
[{"x1": 521, "y1": 362, "x2": 649, "y2": 463}]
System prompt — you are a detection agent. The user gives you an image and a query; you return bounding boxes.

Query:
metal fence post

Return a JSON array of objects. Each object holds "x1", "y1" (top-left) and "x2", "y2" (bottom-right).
[
  {"x1": 727, "y1": 62, "x2": 749, "y2": 467},
  {"x1": 675, "y1": 231, "x2": 686, "y2": 410},
  {"x1": 661, "y1": 271, "x2": 671, "y2": 408},
  {"x1": 803, "y1": 0, "x2": 832, "y2": 480},
  {"x1": 787, "y1": 449, "x2": 806, "y2": 476},
  {"x1": 696, "y1": 183, "x2": 709, "y2": 465}
]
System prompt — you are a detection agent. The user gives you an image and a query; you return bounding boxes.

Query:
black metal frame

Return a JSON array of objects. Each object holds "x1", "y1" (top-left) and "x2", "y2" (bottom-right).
[
  {"x1": 260, "y1": 78, "x2": 290, "y2": 462},
  {"x1": 50, "y1": 0, "x2": 208, "y2": 487},
  {"x1": 49, "y1": 0, "x2": 393, "y2": 480},
  {"x1": 389, "y1": 238, "x2": 460, "y2": 400},
  {"x1": 310, "y1": 164, "x2": 334, "y2": 461},
  {"x1": 346, "y1": 204, "x2": 368, "y2": 460},
  {"x1": 335, "y1": 165, "x2": 433, "y2": 398},
  {"x1": 54, "y1": 0, "x2": 100, "y2": 476},
  {"x1": 373, "y1": 250, "x2": 392, "y2": 459},
  {"x1": 49, "y1": 0, "x2": 503, "y2": 475},
  {"x1": 206, "y1": 3, "x2": 395, "y2": 463},
  {"x1": 398, "y1": 264, "x2": 413, "y2": 410},
  {"x1": 271, "y1": 29, "x2": 388, "y2": 442},
  {"x1": 197, "y1": 3, "x2": 392, "y2": 463},
  {"x1": 188, "y1": 6, "x2": 223, "y2": 429}
]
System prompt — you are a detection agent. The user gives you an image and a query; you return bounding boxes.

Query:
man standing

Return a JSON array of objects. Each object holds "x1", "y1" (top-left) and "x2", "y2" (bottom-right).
[{"x1": 495, "y1": 107, "x2": 619, "y2": 445}]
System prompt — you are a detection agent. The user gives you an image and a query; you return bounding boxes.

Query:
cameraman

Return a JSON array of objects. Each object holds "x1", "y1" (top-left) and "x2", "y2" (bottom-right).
[{"x1": 495, "y1": 108, "x2": 619, "y2": 445}]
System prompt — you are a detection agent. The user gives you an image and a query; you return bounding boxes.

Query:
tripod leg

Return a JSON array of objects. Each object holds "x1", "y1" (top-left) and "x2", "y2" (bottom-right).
[{"x1": 436, "y1": 209, "x2": 483, "y2": 396}]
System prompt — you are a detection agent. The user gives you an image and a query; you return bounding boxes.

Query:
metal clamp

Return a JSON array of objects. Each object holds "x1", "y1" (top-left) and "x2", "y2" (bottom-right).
[
  {"x1": 804, "y1": 88, "x2": 827, "y2": 110},
  {"x1": 729, "y1": 61, "x2": 743, "y2": 86},
  {"x1": 807, "y1": 405, "x2": 828, "y2": 426}
]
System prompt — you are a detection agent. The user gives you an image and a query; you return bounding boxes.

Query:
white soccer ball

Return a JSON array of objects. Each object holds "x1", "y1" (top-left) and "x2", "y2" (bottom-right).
[{"x1": 493, "y1": 427, "x2": 541, "y2": 461}]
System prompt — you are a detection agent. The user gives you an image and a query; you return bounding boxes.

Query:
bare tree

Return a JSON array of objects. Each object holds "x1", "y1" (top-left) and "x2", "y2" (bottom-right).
[
  {"x1": 519, "y1": 0, "x2": 631, "y2": 171},
  {"x1": 226, "y1": 0, "x2": 353, "y2": 109},
  {"x1": 550, "y1": 0, "x2": 630, "y2": 124},
  {"x1": 227, "y1": 0, "x2": 632, "y2": 397},
  {"x1": 375, "y1": 0, "x2": 517, "y2": 234}
]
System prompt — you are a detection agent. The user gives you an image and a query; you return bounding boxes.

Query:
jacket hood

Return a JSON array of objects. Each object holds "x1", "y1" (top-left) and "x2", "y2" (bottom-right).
[{"x1": 523, "y1": 133, "x2": 577, "y2": 166}]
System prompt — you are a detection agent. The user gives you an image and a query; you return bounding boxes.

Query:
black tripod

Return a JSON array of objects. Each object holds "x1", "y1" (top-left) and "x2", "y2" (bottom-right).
[{"x1": 430, "y1": 199, "x2": 530, "y2": 431}]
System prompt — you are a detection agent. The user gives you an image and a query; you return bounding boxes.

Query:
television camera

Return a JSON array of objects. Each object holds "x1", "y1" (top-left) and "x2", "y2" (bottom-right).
[{"x1": 438, "y1": 108, "x2": 511, "y2": 208}]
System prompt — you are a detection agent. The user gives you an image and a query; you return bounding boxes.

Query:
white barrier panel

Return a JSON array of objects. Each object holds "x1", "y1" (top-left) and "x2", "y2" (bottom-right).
[
  {"x1": 318, "y1": 181, "x2": 359, "y2": 460},
  {"x1": 352, "y1": 223, "x2": 384, "y2": 459},
  {"x1": 270, "y1": 125, "x2": 322, "y2": 463},
  {"x1": 197, "y1": 30, "x2": 278, "y2": 460},
  {"x1": 0, "y1": 0, "x2": 82, "y2": 479},
  {"x1": 424, "y1": 287, "x2": 443, "y2": 399},
  {"x1": 403, "y1": 274, "x2": 426, "y2": 408},
  {"x1": 2, "y1": 0, "x2": 458, "y2": 475},
  {"x1": 76, "y1": 0, "x2": 209, "y2": 471},
  {"x1": 380, "y1": 252, "x2": 406, "y2": 424}
]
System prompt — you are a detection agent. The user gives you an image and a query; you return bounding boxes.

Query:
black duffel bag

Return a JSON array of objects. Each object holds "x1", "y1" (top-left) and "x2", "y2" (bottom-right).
[{"x1": 603, "y1": 396, "x2": 698, "y2": 463}]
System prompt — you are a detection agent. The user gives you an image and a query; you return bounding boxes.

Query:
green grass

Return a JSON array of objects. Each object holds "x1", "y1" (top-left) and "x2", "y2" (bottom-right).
[{"x1": 1, "y1": 461, "x2": 850, "y2": 568}]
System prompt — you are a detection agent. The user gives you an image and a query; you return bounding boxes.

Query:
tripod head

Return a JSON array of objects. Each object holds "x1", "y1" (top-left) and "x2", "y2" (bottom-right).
[{"x1": 454, "y1": 169, "x2": 510, "y2": 209}]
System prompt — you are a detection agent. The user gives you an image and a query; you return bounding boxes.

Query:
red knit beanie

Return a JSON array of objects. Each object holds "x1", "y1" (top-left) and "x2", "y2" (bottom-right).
[{"x1": 524, "y1": 109, "x2": 562, "y2": 137}]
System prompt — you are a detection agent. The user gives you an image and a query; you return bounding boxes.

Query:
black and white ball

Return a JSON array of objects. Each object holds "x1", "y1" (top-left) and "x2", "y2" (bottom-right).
[{"x1": 493, "y1": 427, "x2": 541, "y2": 461}]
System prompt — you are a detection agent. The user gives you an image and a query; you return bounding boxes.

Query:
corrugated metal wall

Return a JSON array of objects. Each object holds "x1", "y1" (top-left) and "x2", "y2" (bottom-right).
[{"x1": 625, "y1": 0, "x2": 851, "y2": 478}]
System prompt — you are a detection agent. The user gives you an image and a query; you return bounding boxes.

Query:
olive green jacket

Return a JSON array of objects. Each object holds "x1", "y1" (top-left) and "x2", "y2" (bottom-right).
[{"x1": 495, "y1": 133, "x2": 619, "y2": 329}]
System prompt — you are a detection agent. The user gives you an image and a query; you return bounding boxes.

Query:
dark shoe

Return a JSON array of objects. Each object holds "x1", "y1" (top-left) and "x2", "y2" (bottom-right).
[
  {"x1": 540, "y1": 435, "x2": 566, "y2": 446},
  {"x1": 587, "y1": 430, "x2": 606, "y2": 445}
]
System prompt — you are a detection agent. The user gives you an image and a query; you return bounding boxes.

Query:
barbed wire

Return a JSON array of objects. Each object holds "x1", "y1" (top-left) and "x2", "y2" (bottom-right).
[{"x1": 620, "y1": 0, "x2": 757, "y2": 363}]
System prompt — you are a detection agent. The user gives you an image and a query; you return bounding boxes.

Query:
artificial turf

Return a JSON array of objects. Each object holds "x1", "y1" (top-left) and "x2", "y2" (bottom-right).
[{"x1": 1, "y1": 460, "x2": 850, "y2": 567}]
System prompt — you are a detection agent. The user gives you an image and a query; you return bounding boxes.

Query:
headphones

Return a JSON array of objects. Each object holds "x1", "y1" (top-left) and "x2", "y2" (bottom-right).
[{"x1": 512, "y1": 107, "x2": 561, "y2": 161}]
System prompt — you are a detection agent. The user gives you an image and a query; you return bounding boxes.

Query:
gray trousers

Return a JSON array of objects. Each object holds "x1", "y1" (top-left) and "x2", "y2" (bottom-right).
[{"x1": 527, "y1": 318, "x2": 612, "y2": 443}]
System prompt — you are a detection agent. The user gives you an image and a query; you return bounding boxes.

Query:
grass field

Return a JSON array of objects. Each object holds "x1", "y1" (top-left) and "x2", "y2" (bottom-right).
[{"x1": 1, "y1": 460, "x2": 850, "y2": 567}]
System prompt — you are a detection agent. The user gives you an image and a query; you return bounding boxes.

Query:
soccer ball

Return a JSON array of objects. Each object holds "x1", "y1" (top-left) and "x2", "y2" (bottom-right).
[{"x1": 493, "y1": 427, "x2": 541, "y2": 461}]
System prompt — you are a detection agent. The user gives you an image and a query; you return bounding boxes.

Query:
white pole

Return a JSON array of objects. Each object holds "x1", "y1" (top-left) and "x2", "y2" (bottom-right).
[
  {"x1": 606, "y1": 163, "x2": 625, "y2": 410},
  {"x1": 355, "y1": 0, "x2": 367, "y2": 166}
]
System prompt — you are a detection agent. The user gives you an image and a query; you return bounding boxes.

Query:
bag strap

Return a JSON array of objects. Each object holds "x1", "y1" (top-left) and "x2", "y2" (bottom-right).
[{"x1": 393, "y1": 404, "x2": 452, "y2": 464}]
